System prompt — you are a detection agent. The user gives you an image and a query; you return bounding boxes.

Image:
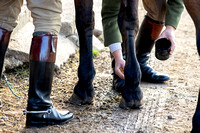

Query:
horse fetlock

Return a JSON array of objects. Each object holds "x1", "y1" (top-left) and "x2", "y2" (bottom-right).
[{"x1": 70, "y1": 81, "x2": 94, "y2": 105}]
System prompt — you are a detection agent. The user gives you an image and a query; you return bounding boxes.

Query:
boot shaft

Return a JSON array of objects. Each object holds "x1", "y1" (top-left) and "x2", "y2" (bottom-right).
[
  {"x1": 136, "y1": 15, "x2": 164, "y2": 56},
  {"x1": 27, "y1": 33, "x2": 57, "y2": 110},
  {"x1": 0, "y1": 27, "x2": 12, "y2": 76},
  {"x1": 30, "y1": 33, "x2": 57, "y2": 63}
]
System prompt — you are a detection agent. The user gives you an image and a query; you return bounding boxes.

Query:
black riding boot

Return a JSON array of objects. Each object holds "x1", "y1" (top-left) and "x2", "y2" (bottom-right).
[
  {"x1": 136, "y1": 15, "x2": 170, "y2": 83},
  {"x1": 25, "y1": 33, "x2": 73, "y2": 127},
  {"x1": 0, "y1": 27, "x2": 12, "y2": 78},
  {"x1": 69, "y1": 0, "x2": 96, "y2": 105}
]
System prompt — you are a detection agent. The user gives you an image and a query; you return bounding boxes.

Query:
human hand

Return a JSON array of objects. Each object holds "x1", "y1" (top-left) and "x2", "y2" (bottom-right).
[
  {"x1": 156, "y1": 25, "x2": 176, "y2": 55},
  {"x1": 112, "y1": 49, "x2": 125, "y2": 80},
  {"x1": 115, "y1": 57, "x2": 125, "y2": 80}
]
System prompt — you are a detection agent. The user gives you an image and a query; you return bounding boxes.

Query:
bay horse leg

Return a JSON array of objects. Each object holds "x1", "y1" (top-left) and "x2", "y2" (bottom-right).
[
  {"x1": 69, "y1": 0, "x2": 95, "y2": 105},
  {"x1": 183, "y1": 0, "x2": 200, "y2": 132},
  {"x1": 118, "y1": 0, "x2": 143, "y2": 109}
]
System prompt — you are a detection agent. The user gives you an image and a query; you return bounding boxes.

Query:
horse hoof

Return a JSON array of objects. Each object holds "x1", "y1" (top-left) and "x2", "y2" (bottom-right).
[
  {"x1": 119, "y1": 97, "x2": 143, "y2": 110},
  {"x1": 68, "y1": 93, "x2": 93, "y2": 105}
]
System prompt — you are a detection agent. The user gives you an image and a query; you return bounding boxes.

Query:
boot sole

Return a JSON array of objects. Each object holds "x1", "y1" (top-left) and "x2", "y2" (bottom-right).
[{"x1": 26, "y1": 115, "x2": 74, "y2": 128}]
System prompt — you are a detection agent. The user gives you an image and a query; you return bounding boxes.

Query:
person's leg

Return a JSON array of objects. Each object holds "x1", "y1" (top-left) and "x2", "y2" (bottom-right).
[
  {"x1": 183, "y1": 1, "x2": 200, "y2": 132},
  {"x1": 102, "y1": 0, "x2": 123, "y2": 93},
  {"x1": 24, "y1": 0, "x2": 73, "y2": 127},
  {"x1": 0, "y1": 0, "x2": 23, "y2": 78},
  {"x1": 69, "y1": 0, "x2": 96, "y2": 105},
  {"x1": 136, "y1": 0, "x2": 169, "y2": 83}
]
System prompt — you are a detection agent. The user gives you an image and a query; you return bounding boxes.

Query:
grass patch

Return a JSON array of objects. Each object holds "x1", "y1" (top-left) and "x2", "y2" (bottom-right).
[{"x1": 92, "y1": 48, "x2": 102, "y2": 58}]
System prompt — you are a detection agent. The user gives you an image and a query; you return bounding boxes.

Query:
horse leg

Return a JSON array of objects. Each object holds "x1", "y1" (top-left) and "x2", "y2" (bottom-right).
[
  {"x1": 118, "y1": 0, "x2": 143, "y2": 109},
  {"x1": 69, "y1": 0, "x2": 96, "y2": 105},
  {"x1": 183, "y1": 1, "x2": 200, "y2": 132}
]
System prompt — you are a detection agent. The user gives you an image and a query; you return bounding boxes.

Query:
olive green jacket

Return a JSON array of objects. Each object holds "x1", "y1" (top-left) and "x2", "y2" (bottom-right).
[{"x1": 101, "y1": 0, "x2": 184, "y2": 46}]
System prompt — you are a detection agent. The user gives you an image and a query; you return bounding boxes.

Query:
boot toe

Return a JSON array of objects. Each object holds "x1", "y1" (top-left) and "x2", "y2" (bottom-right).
[
  {"x1": 58, "y1": 110, "x2": 74, "y2": 120},
  {"x1": 26, "y1": 106, "x2": 74, "y2": 127},
  {"x1": 142, "y1": 71, "x2": 170, "y2": 83}
]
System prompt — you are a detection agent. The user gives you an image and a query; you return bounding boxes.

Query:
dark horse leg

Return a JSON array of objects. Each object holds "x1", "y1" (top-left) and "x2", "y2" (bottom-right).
[
  {"x1": 118, "y1": 0, "x2": 143, "y2": 109},
  {"x1": 183, "y1": 1, "x2": 200, "y2": 132},
  {"x1": 69, "y1": 0, "x2": 96, "y2": 105}
]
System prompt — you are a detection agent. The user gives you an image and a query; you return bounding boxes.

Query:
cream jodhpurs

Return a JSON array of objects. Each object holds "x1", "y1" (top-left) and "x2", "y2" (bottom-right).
[{"x1": 0, "y1": 0, "x2": 62, "y2": 34}]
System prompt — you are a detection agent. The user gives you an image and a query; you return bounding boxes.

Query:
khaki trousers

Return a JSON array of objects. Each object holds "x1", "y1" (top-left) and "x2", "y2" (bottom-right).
[
  {"x1": 0, "y1": 0, "x2": 62, "y2": 34},
  {"x1": 102, "y1": 0, "x2": 167, "y2": 46},
  {"x1": 142, "y1": 0, "x2": 167, "y2": 22}
]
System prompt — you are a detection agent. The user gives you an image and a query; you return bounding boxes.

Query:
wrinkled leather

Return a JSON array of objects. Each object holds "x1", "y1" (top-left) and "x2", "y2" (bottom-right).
[
  {"x1": 26, "y1": 106, "x2": 73, "y2": 127},
  {"x1": 138, "y1": 53, "x2": 170, "y2": 83},
  {"x1": 26, "y1": 33, "x2": 73, "y2": 127},
  {"x1": 136, "y1": 16, "x2": 169, "y2": 83}
]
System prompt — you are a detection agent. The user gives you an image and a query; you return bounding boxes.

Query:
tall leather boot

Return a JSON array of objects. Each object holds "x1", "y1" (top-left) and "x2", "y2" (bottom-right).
[
  {"x1": 136, "y1": 15, "x2": 170, "y2": 83},
  {"x1": 69, "y1": 0, "x2": 96, "y2": 105},
  {"x1": 0, "y1": 27, "x2": 12, "y2": 78},
  {"x1": 25, "y1": 33, "x2": 73, "y2": 127}
]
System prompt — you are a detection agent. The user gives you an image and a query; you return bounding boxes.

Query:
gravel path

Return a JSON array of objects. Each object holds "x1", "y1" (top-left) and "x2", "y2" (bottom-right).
[{"x1": 0, "y1": 1, "x2": 199, "y2": 133}]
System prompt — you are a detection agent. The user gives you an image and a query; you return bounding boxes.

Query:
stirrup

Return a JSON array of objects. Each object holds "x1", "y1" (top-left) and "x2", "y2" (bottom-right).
[
  {"x1": 23, "y1": 109, "x2": 51, "y2": 115},
  {"x1": 23, "y1": 106, "x2": 53, "y2": 115}
]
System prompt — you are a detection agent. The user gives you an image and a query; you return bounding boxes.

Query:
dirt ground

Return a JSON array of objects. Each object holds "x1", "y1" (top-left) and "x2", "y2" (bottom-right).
[{"x1": 0, "y1": 2, "x2": 199, "y2": 133}]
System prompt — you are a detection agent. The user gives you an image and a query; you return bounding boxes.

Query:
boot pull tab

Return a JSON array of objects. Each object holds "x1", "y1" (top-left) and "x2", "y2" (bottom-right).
[{"x1": 51, "y1": 36, "x2": 56, "y2": 53}]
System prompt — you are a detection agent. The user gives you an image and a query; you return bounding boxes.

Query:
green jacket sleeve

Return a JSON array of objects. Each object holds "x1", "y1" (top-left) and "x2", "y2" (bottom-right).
[
  {"x1": 165, "y1": 0, "x2": 184, "y2": 29},
  {"x1": 101, "y1": 0, "x2": 122, "y2": 47}
]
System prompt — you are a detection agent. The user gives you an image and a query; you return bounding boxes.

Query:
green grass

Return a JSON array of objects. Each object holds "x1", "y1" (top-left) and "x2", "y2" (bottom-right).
[
  {"x1": 13, "y1": 65, "x2": 29, "y2": 77},
  {"x1": 92, "y1": 48, "x2": 102, "y2": 58}
]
